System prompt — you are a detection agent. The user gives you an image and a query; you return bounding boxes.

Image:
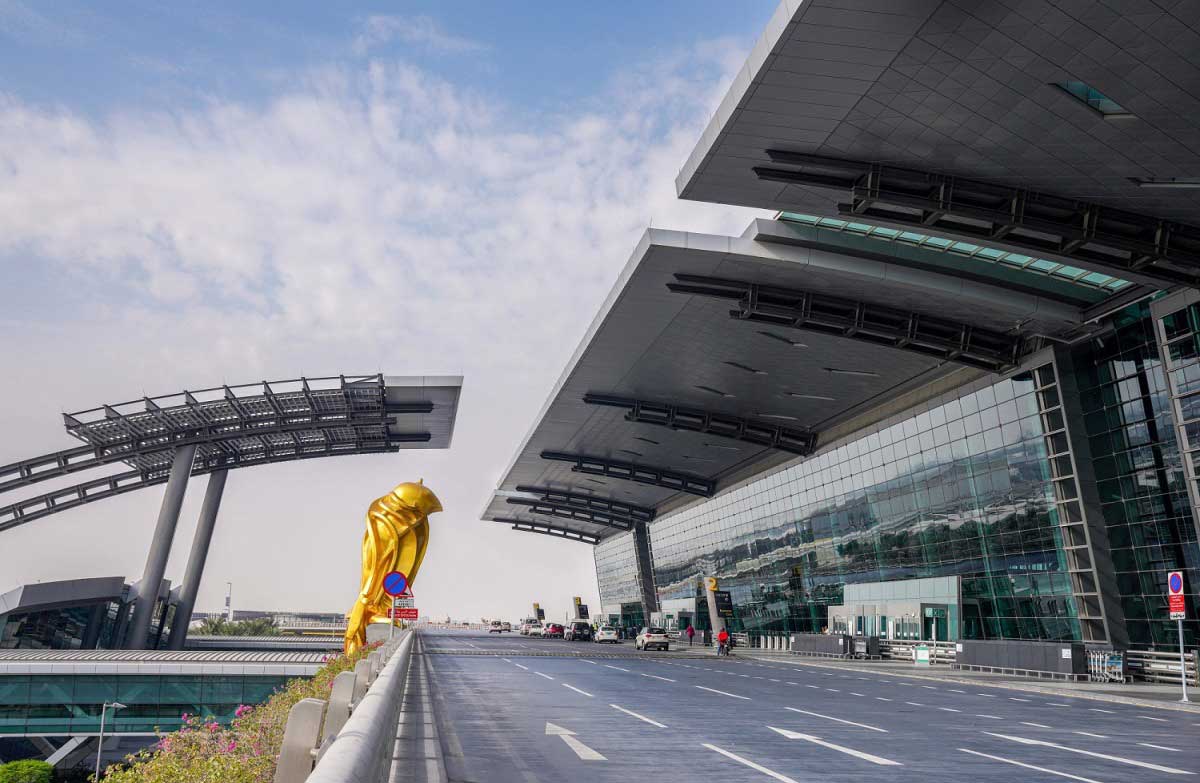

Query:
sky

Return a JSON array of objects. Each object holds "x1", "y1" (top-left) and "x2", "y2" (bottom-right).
[{"x1": 0, "y1": 1, "x2": 777, "y2": 625}]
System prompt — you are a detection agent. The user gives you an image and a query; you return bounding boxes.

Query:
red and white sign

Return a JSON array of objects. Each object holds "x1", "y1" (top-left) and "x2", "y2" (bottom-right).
[
  {"x1": 396, "y1": 608, "x2": 419, "y2": 620},
  {"x1": 1168, "y1": 570, "x2": 1186, "y2": 621}
]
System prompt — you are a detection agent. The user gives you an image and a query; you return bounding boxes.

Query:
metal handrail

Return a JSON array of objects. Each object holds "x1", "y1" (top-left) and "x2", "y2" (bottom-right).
[{"x1": 1126, "y1": 647, "x2": 1199, "y2": 686}]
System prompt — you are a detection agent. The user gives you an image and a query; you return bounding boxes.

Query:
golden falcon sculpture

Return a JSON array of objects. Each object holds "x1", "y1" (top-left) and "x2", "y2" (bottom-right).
[{"x1": 344, "y1": 480, "x2": 443, "y2": 656}]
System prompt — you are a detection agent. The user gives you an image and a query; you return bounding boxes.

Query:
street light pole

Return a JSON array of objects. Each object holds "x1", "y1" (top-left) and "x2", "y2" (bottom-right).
[{"x1": 96, "y1": 701, "x2": 126, "y2": 780}]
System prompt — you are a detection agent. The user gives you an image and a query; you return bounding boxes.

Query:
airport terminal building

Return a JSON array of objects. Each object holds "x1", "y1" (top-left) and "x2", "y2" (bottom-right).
[{"x1": 485, "y1": 0, "x2": 1200, "y2": 651}]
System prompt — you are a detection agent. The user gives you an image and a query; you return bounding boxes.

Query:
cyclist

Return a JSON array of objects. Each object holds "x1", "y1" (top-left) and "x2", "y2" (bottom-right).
[{"x1": 716, "y1": 627, "x2": 730, "y2": 656}]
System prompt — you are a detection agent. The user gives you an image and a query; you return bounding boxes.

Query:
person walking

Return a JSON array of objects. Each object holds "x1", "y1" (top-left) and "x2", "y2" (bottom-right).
[{"x1": 686, "y1": 625, "x2": 695, "y2": 646}]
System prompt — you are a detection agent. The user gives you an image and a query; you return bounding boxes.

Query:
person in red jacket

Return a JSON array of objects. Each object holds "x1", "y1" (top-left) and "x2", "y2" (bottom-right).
[{"x1": 717, "y1": 627, "x2": 730, "y2": 656}]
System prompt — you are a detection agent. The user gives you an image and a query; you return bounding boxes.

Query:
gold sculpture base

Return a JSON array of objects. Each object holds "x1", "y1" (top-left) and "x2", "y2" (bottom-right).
[{"x1": 344, "y1": 480, "x2": 442, "y2": 656}]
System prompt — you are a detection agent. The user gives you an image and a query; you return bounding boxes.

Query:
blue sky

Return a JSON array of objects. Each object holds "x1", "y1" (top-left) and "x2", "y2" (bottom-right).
[
  {"x1": 0, "y1": 2, "x2": 777, "y2": 114},
  {"x1": 0, "y1": 2, "x2": 774, "y2": 622}
]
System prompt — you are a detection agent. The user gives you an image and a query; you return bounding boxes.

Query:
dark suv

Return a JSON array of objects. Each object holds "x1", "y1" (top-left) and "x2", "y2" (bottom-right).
[{"x1": 564, "y1": 621, "x2": 593, "y2": 641}]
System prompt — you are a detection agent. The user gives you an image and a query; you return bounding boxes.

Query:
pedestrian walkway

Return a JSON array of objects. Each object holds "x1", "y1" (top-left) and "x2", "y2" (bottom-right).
[{"x1": 741, "y1": 651, "x2": 1200, "y2": 713}]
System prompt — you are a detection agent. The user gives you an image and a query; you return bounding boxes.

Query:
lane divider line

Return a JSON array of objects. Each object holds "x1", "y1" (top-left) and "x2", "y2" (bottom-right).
[
  {"x1": 958, "y1": 748, "x2": 1103, "y2": 783},
  {"x1": 640, "y1": 673, "x2": 676, "y2": 682},
  {"x1": 535, "y1": 672, "x2": 554, "y2": 680},
  {"x1": 785, "y1": 707, "x2": 888, "y2": 733},
  {"x1": 1138, "y1": 715, "x2": 1168, "y2": 722},
  {"x1": 696, "y1": 685, "x2": 751, "y2": 700},
  {"x1": 703, "y1": 743, "x2": 800, "y2": 783},
  {"x1": 1074, "y1": 731, "x2": 1107, "y2": 739},
  {"x1": 1140, "y1": 743, "x2": 1180, "y2": 752},
  {"x1": 975, "y1": 714, "x2": 1002, "y2": 720},
  {"x1": 768, "y1": 726, "x2": 900, "y2": 766},
  {"x1": 515, "y1": 663, "x2": 529, "y2": 670},
  {"x1": 611, "y1": 704, "x2": 666, "y2": 728},
  {"x1": 604, "y1": 664, "x2": 630, "y2": 672},
  {"x1": 1021, "y1": 722, "x2": 1051, "y2": 728},
  {"x1": 562, "y1": 683, "x2": 593, "y2": 697}
]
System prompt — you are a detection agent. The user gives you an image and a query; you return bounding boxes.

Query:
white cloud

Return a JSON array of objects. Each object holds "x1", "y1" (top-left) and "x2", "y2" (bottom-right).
[
  {"x1": 0, "y1": 38, "x2": 763, "y2": 622},
  {"x1": 352, "y1": 14, "x2": 487, "y2": 56}
]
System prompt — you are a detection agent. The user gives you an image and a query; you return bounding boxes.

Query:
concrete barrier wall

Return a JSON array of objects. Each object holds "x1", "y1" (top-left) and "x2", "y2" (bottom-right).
[
  {"x1": 957, "y1": 639, "x2": 1086, "y2": 676},
  {"x1": 791, "y1": 633, "x2": 851, "y2": 656}
]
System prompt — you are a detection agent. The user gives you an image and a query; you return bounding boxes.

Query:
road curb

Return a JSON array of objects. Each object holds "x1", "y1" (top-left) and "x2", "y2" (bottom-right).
[{"x1": 741, "y1": 652, "x2": 1200, "y2": 714}]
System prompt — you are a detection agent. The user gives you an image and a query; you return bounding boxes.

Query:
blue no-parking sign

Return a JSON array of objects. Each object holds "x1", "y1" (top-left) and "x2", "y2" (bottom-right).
[{"x1": 383, "y1": 571, "x2": 408, "y2": 597}]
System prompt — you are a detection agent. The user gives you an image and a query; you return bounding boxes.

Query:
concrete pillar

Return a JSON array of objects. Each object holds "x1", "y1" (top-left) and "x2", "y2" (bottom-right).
[
  {"x1": 166, "y1": 469, "x2": 228, "y2": 650},
  {"x1": 704, "y1": 577, "x2": 725, "y2": 646},
  {"x1": 127, "y1": 444, "x2": 197, "y2": 649}
]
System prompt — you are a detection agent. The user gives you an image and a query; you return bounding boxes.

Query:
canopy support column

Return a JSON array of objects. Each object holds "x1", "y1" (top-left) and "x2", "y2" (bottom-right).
[{"x1": 166, "y1": 469, "x2": 228, "y2": 650}]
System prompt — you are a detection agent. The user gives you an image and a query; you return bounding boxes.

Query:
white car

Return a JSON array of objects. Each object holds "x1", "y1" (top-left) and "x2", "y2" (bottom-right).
[
  {"x1": 594, "y1": 626, "x2": 620, "y2": 644},
  {"x1": 526, "y1": 622, "x2": 544, "y2": 637},
  {"x1": 488, "y1": 620, "x2": 505, "y2": 633},
  {"x1": 502, "y1": 622, "x2": 512, "y2": 632},
  {"x1": 636, "y1": 627, "x2": 670, "y2": 651}
]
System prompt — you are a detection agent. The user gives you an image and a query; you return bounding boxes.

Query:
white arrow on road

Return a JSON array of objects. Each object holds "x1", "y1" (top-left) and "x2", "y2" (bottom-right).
[
  {"x1": 545, "y1": 722, "x2": 606, "y2": 761},
  {"x1": 984, "y1": 733, "x2": 1192, "y2": 775},
  {"x1": 768, "y1": 727, "x2": 900, "y2": 766}
]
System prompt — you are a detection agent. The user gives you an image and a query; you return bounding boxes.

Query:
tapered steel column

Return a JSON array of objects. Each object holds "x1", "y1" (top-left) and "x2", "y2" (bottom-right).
[
  {"x1": 704, "y1": 576, "x2": 727, "y2": 644},
  {"x1": 166, "y1": 469, "x2": 228, "y2": 650},
  {"x1": 126, "y1": 444, "x2": 197, "y2": 649}
]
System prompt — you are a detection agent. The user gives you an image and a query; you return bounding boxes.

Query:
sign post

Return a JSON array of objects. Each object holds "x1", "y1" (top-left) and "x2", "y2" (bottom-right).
[
  {"x1": 383, "y1": 571, "x2": 408, "y2": 641},
  {"x1": 1168, "y1": 570, "x2": 1189, "y2": 703}
]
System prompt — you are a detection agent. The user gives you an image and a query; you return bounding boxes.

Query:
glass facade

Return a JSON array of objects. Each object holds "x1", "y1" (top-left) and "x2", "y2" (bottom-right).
[
  {"x1": 594, "y1": 532, "x2": 643, "y2": 610},
  {"x1": 647, "y1": 364, "x2": 1088, "y2": 641},
  {"x1": 1074, "y1": 302, "x2": 1199, "y2": 646},
  {"x1": 0, "y1": 673, "x2": 292, "y2": 734}
]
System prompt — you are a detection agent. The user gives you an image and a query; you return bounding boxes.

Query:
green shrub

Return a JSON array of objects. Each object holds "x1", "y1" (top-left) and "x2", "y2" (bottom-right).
[
  {"x1": 98, "y1": 642, "x2": 379, "y2": 783},
  {"x1": 0, "y1": 759, "x2": 54, "y2": 783}
]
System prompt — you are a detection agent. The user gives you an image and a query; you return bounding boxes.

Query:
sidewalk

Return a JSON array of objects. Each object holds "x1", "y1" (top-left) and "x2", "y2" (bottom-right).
[{"x1": 741, "y1": 650, "x2": 1200, "y2": 714}]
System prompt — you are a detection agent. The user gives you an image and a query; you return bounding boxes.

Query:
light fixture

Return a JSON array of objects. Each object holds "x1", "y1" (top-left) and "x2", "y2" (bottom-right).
[
  {"x1": 824, "y1": 367, "x2": 879, "y2": 378},
  {"x1": 695, "y1": 385, "x2": 735, "y2": 398},
  {"x1": 755, "y1": 413, "x2": 801, "y2": 421},
  {"x1": 788, "y1": 392, "x2": 836, "y2": 401},
  {"x1": 724, "y1": 361, "x2": 766, "y2": 375},
  {"x1": 703, "y1": 442, "x2": 741, "y2": 451},
  {"x1": 681, "y1": 455, "x2": 717, "y2": 463},
  {"x1": 1129, "y1": 177, "x2": 1200, "y2": 189},
  {"x1": 757, "y1": 330, "x2": 807, "y2": 348}
]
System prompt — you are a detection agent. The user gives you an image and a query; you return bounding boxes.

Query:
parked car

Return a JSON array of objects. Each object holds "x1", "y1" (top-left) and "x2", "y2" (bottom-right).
[
  {"x1": 594, "y1": 626, "x2": 620, "y2": 644},
  {"x1": 564, "y1": 621, "x2": 593, "y2": 641},
  {"x1": 488, "y1": 620, "x2": 505, "y2": 633},
  {"x1": 526, "y1": 622, "x2": 544, "y2": 637},
  {"x1": 636, "y1": 627, "x2": 670, "y2": 651},
  {"x1": 518, "y1": 618, "x2": 538, "y2": 635},
  {"x1": 543, "y1": 623, "x2": 565, "y2": 639},
  {"x1": 502, "y1": 622, "x2": 512, "y2": 632}
]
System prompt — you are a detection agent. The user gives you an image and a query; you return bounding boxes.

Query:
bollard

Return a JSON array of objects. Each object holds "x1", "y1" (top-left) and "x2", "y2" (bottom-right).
[
  {"x1": 274, "y1": 698, "x2": 327, "y2": 783},
  {"x1": 352, "y1": 659, "x2": 372, "y2": 703},
  {"x1": 321, "y1": 671, "x2": 357, "y2": 747}
]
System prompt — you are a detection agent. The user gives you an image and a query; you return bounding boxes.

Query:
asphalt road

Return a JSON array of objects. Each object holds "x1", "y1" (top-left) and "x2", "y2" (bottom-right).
[{"x1": 420, "y1": 629, "x2": 1199, "y2": 783}]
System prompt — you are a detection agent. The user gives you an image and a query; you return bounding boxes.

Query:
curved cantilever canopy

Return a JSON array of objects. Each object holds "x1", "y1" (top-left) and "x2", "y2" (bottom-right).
[
  {"x1": 0, "y1": 374, "x2": 462, "y2": 531},
  {"x1": 482, "y1": 219, "x2": 1097, "y2": 545}
]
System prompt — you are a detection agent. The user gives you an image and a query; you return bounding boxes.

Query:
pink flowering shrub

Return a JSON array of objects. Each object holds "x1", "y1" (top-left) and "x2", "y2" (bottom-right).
[{"x1": 98, "y1": 642, "x2": 381, "y2": 783}]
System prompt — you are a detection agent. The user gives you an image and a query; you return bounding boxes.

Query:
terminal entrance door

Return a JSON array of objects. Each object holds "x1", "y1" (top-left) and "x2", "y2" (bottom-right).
[{"x1": 922, "y1": 605, "x2": 948, "y2": 642}]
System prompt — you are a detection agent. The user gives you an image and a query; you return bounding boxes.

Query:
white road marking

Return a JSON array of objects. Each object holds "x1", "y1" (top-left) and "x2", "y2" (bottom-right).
[
  {"x1": 563, "y1": 683, "x2": 593, "y2": 697},
  {"x1": 610, "y1": 704, "x2": 666, "y2": 728},
  {"x1": 703, "y1": 743, "x2": 800, "y2": 783},
  {"x1": 1140, "y1": 743, "x2": 1181, "y2": 752},
  {"x1": 582, "y1": 660, "x2": 598, "y2": 665},
  {"x1": 958, "y1": 748, "x2": 1104, "y2": 783},
  {"x1": 546, "y1": 722, "x2": 605, "y2": 761},
  {"x1": 825, "y1": 688, "x2": 840, "y2": 692},
  {"x1": 769, "y1": 726, "x2": 900, "y2": 766},
  {"x1": 1074, "y1": 731, "x2": 1107, "y2": 739},
  {"x1": 875, "y1": 697, "x2": 892, "y2": 702},
  {"x1": 984, "y1": 732, "x2": 1193, "y2": 775},
  {"x1": 536, "y1": 672, "x2": 554, "y2": 680},
  {"x1": 939, "y1": 707, "x2": 961, "y2": 713},
  {"x1": 975, "y1": 714, "x2": 1002, "y2": 720},
  {"x1": 805, "y1": 685, "x2": 820, "y2": 689},
  {"x1": 785, "y1": 707, "x2": 888, "y2": 733},
  {"x1": 1138, "y1": 715, "x2": 1169, "y2": 722},
  {"x1": 1048, "y1": 702, "x2": 1070, "y2": 707},
  {"x1": 640, "y1": 673, "x2": 676, "y2": 682},
  {"x1": 786, "y1": 682, "x2": 799, "y2": 686},
  {"x1": 502, "y1": 658, "x2": 512, "y2": 663},
  {"x1": 1088, "y1": 707, "x2": 1114, "y2": 713},
  {"x1": 1021, "y1": 722, "x2": 1051, "y2": 728},
  {"x1": 921, "y1": 685, "x2": 938, "y2": 690},
  {"x1": 1008, "y1": 697, "x2": 1030, "y2": 702},
  {"x1": 515, "y1": 663, "x2": 529, "y2": 670},
  {"x1": 904, "y1": 701, "x2": 924, "y2": 707},
  {"x1": 769, "y1": 678, "x2": 781, "y2": 682},
  {"x1": 849, "y1": 692, "x2": 865, "y2": 697},
  {"x1": 977, "y1": 693, "x2": 996, "y2": 697},
  {"x1": 604, "y1": 664, "x2": 630, "y2": 672},
  {"x1": 696, "y1": 685, "x2": 751, "y2": 700}
]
